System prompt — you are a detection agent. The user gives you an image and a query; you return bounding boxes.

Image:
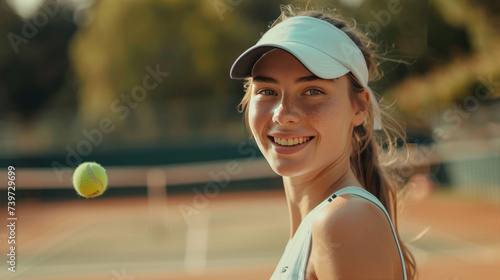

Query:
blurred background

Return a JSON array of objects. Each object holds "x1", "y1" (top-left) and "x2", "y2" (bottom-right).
[{"x1": 0, "y1": 0, "x2": 499, "y2": 279}]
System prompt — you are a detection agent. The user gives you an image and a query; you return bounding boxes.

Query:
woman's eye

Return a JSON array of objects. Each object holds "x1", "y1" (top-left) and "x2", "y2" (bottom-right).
[
  {"x1": 304, "y1": 89, "x2": 324, "y2": 96},
  {"x1": 258, "y1": 89, "x2": 276, "y2": 96}
]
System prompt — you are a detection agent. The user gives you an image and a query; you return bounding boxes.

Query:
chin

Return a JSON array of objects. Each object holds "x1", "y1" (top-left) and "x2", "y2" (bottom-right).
[{"x1": 268, "y1": 158, "x2": 308, "y2": 177}]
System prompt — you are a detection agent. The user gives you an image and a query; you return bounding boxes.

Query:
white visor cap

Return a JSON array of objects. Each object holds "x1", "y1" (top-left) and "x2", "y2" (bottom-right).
[{"x1": 230, "y1": 16, "x2": 381, "y2": 130}]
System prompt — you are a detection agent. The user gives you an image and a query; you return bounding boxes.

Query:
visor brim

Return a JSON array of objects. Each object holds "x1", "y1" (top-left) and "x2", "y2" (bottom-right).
[{"x1": 230, "y1": 42, "x2": 351, "y2": 80}]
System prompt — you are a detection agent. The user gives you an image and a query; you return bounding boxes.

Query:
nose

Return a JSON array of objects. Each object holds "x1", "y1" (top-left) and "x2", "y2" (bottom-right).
[{"x1": 272, "y1": 96, "x2": 300, "y2": 125}]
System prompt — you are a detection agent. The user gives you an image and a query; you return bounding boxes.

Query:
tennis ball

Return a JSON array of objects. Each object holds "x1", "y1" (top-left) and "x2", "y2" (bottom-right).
[{"x1": 72, "y1": 162, "x2": 108, "y2": 198}]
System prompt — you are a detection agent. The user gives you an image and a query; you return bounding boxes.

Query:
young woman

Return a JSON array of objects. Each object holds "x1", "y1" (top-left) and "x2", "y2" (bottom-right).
[{"x1": 230, "y1": 5, "x2": 416, "y2": 280}]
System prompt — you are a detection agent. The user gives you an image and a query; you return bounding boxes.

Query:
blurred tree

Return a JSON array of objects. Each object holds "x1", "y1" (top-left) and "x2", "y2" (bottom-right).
[
  {"x1": 471, "y1": 0, "x2": 500, "y2": 23},
  {"x1": 0, "y1": 0, "x2": 78, "y2": 122},
  {"x1": 389, "y1": 0, "x2": 500, "y2": 136},
  {"x1": 71, "y1": 0, "x2": 260, "y2": 144}
]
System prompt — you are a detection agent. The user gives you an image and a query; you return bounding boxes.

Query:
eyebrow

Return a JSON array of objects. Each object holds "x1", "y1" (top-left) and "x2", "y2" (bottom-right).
[{"x1": 252, "y1": 74, "x2": 332, "y2": 84}]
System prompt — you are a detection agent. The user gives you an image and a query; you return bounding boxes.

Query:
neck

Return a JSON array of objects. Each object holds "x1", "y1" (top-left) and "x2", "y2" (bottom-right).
[{"x1": 283, "y1": 156, "x2": 363, "y2": 239}]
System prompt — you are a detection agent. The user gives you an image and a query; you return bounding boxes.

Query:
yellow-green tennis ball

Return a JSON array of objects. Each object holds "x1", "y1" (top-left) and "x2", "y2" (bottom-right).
[{"x1": 73, "y1": 162, "x2": 108, "y2": 198}]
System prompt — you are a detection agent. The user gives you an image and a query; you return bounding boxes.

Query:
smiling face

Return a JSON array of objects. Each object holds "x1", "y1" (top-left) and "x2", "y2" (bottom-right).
[{"x1": 248, "y1": 49, "x2": 367, "y2": 177}]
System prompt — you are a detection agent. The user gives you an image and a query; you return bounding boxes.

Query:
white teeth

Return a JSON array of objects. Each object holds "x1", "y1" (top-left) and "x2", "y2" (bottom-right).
[{"x1": 272, "y1": 136, "x2": 312, "y2": 146}]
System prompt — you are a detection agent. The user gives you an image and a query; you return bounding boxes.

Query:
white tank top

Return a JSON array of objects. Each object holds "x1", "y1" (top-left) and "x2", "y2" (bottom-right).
[{"x1": 269, "y1": 186, "x2": 407, "y2": 280}]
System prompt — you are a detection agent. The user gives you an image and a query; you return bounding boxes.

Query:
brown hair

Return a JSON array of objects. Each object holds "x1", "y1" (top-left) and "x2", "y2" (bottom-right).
[{"x1": 237, "y1": 4, "x2": 417, "y2": 279}]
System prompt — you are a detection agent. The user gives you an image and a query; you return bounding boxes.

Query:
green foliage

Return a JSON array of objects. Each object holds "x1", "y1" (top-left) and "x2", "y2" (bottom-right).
[{"x1": 71, "y1": 0, "x2": 258, "y2": 130}]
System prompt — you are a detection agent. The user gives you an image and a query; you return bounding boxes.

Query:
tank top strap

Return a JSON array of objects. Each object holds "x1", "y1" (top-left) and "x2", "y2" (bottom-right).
[{"x1": 329, "y1": 186, "x2": 407, "y2": 280}]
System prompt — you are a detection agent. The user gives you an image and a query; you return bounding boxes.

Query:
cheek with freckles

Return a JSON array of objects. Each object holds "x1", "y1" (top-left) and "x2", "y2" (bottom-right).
[
  {"x1": 248, "y1": 98, "x2": 270, "y2": 148},
  {"x1": 306, "y1": 97, "x2": 348, "y2": 130},
  {"x1": 305, "y1": 96, "x2": 353, "y2": 155}
]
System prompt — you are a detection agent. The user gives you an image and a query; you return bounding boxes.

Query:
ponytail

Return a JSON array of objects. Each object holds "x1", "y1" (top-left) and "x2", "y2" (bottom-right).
[{"x1": 350, "y1": 89, "x2": 417, "y2": 278}]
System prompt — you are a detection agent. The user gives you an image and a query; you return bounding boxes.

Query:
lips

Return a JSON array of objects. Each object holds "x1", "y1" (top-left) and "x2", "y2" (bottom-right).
[{"x1": 267, "y1": 135, "x2": 315, "y2": 154}]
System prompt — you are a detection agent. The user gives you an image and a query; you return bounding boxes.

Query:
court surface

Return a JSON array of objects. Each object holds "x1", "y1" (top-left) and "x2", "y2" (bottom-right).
[{"x1": 1, "y1": 188, "x2": 499, "y2": 280}]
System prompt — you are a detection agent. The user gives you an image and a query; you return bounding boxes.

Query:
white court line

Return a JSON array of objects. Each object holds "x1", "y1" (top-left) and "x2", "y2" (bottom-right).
[
  {"x1": 184, "y1": 211, "x2": 210, "y2": 274},
  {"x1": 404, "y1": 221, "x2": 500, "y2": 263},
  {"x1": 405, "y1": 242, "x2": 430, "y2": 263},
  {"x1": 0, "y1": 221, "x2": 97, "y2": 280},
  {"x1": 5, "y1": 256, "x2": 281, "y2": 279}
]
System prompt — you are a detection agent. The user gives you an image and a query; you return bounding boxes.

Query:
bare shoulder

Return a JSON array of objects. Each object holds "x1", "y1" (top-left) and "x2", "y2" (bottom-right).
[
  {"x1": 313, "y1": 194, "x2": 390, "y2": 238},
  {"x1": 308, "y1": 194, "x2": 403, "y2": 280}
]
